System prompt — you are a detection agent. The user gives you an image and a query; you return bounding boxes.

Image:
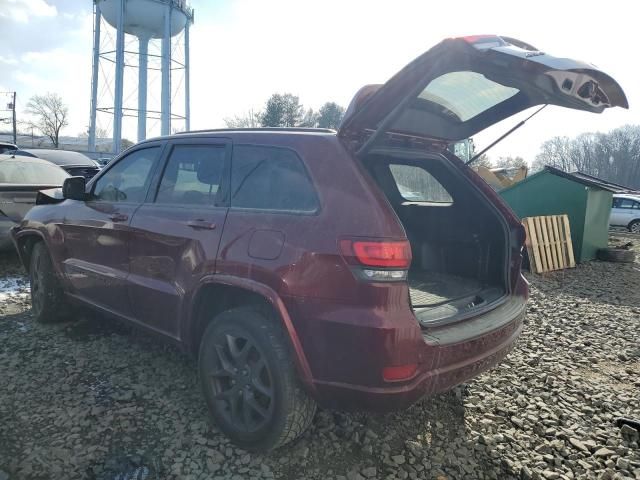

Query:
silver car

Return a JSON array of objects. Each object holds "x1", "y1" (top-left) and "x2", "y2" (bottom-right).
[
  {"x1": 0, "y1": 153, "x2": 69, "y2": 250},
  {"x1": 610, "y1": 194, "x2": 640, "y2": 233}
]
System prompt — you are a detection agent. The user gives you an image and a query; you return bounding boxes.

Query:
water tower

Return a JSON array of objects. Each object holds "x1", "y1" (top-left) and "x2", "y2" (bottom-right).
[{"x1": 88, "y1": 0, "x2": 194, "y2": 153}]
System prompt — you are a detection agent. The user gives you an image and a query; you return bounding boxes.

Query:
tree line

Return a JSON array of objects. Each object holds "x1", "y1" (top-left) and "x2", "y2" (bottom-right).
[
  {"x1": 224, "y1": 93, "x2": 345, "y2": 129},
  {"x1": 532, "y1": 125, "x2": 640, "y2": 189}
]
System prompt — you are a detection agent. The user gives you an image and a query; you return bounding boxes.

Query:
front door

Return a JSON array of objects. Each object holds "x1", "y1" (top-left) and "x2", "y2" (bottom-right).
[
  {"x1": 59, "y1": 144, "x2": 164, "y2": 317},
  {"x1": 127, "y1": 138, "x2": 230, "y2": 339}
]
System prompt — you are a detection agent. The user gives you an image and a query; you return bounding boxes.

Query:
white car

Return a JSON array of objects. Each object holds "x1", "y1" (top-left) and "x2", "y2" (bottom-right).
[{"x1": 610, "y1": 194, "x2": 640, "y2": 233}]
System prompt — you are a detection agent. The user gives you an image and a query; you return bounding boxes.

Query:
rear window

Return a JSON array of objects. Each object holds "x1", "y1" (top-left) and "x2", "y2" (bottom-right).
[
  {"x1": 418, "y1": 71, "x2": 519, "y2": 122},
  {"x1": 389, "y1": 164, "x2": 453, "y2": 203},
  {"x1": 231, "y1": 145, "x2": 318, "y2": 212},
  {"x1": 0, "y1": 160, "x2": 69, "y2": 184}
]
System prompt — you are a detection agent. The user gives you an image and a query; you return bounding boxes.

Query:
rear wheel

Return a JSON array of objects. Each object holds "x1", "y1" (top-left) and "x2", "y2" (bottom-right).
[
  {"x1": 29, "y1": 242, "x2": 69, "y2": 323},
  {"x1": 629, "y1": 220, "x2": 640, "y2": 234},
  {"x1": 198, "y1": 306, "x2": 316, "y2": 451}
]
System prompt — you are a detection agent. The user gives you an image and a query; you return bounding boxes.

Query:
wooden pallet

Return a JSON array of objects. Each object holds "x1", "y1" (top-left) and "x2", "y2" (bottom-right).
[{"x1": 522, "y1": 215, "x2": 575, "y2": 273}]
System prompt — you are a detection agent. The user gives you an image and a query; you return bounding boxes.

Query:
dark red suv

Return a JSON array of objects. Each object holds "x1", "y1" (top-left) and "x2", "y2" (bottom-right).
[{"x1": 12, "y1": 35, "x2": 627, "y2": 451}]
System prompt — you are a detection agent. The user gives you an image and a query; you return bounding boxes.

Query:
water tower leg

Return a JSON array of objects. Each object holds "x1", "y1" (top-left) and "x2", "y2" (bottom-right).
[
  {"x1": 184, "y1": 21, "x2": 190, "y2": 132},
  {"x1": 112, "y1": 0, "x2": 125, "y2": 153},
  {"x1": 88, "y1": 3, "x2": 101, "y2": 152},
  {"x1": 161, "y1": 3, "x2": 172, "y2": 136},
  {"x1": 137, "y1": 36, "x2": 149, "y2": 142}
]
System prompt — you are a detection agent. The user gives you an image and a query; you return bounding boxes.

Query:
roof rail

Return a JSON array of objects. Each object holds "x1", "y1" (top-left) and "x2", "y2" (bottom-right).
[{"x1": 176, "y1": 127, "x2": 336, "y2": 135}]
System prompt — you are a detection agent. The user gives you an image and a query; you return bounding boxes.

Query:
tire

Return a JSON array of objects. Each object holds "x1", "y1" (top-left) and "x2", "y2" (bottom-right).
[
  {"x1": 596, "y1": 247, "x2": 636, "y2": 263},
  {"x1": 198, "y1": 306, "x2": 316, "y2": 451},
  {"x1": 629, "y1": 220, "x2": 640, "y2": 234},
  {"x1": 29, "y1": 242, "x2": 70, "y2": 323}
]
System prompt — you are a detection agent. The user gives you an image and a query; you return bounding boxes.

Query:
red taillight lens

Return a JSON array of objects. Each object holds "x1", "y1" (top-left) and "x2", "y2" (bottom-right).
[
  {"x1": 340, "y1": 239, "x2": 412, "y2": 268},
  {"x1": 382, "y1": 364, "x2": 418, "y2": 382}
]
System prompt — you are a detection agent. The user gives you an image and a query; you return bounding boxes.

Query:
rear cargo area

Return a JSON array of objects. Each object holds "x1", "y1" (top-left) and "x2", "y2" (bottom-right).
[{"x1": 364, "y1": 150, "x2": 508, "y2": 326}]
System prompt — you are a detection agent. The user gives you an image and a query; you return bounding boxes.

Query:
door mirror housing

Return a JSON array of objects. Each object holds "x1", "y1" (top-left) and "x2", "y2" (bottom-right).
[{"x1": 62, "y1": 176, "x2": 88, "y2": 201}]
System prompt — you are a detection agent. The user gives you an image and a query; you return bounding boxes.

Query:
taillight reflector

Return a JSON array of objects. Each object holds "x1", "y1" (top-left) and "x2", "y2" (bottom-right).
[
  {"x1": 382, "y1": 364, "x2": 418, "y2": 382},
  {"x1": 340, "y1": 240, "x2": 411, "y2": 268}
]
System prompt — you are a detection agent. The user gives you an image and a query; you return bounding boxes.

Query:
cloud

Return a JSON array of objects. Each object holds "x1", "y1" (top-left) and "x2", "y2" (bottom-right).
[
  {"x1": 0, "y1": 55, "x2": 19, "y2": 65},
  {"x1": 0, "y1": 0, "x2": 57, "y2": 23}
]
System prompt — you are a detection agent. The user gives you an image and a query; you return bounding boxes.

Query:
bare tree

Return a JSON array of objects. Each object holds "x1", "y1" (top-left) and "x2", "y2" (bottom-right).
[
  {"x1": 533, "y1": 125, "x2": 640, "y2": 188},
  {"x1": 473, "y1": 153, "x2": 493, "y2": 168},
  {"x1": 494, "y1": 156, "x2": 527, "y2": 169},
  {"x1": 25, "y1": 93, "x2": 69, "y2": 148},
  {"x1": 224, "y1": 109, "x2": 261, "y2": 128}
]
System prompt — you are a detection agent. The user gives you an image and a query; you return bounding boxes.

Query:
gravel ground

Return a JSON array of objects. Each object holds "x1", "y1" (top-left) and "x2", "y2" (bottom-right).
[{"x1": 0, "y1": 236, "x2": 639, "y2": 480}]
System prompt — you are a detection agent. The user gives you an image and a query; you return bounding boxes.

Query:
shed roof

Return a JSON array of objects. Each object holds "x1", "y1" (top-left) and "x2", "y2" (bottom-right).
[
  {"x1": 569, "y1": 171, "x2": 639, "y2": 194},
  {"x1": 500, "y1": 165, "x2": 619, "y2": 194}
]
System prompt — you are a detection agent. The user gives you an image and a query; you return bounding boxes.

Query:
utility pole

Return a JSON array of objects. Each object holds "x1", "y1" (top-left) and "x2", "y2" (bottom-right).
[
  {"x1": 11, "y1": 92, "x2": 16, "y2": 145},
  {"x1": 1, "y1": 91, "x2": 17, "y2": 144}
]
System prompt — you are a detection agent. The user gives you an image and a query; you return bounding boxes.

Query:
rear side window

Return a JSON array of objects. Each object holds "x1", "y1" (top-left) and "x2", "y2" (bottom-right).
[
  {"x1": 389, "y1": 164, "x2": 453, "y2": 203},
  {"x1": 93, "y1": 147, "x2": 160, "y2": 203},
  {"x1": 231, "y1": 145, "x2": 318, "y2": 212},
  {"x1": 616, "y1": 198, "x2": 640, "y2": 209},
  {"x1": 156, "y1": 145, "x2": 226, "y2": 206}
]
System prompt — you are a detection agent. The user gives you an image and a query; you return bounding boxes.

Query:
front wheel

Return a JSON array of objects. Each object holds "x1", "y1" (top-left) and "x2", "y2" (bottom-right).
[
  {"x1": 629, "y1": 220, "x2": 640, "y2": 234},
  {"x1": 198, "y1": 306, "x2": 316, "y2": 451},
  {"x1": 29, "y1": 242, "x2": 70, "y2": 323}
]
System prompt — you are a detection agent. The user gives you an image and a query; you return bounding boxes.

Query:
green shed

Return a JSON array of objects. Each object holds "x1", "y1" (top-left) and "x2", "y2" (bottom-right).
[{"x1": 499, "y1": 166, "x2": 616, "y2": 263}]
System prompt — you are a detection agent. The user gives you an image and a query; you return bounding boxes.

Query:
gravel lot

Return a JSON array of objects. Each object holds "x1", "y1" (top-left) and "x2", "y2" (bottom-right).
[{"x1": 1, "y1": 237, "x2": 639, "y2": 480}]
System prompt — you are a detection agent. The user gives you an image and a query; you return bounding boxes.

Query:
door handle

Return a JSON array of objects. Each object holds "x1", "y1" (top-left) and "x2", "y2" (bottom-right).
[
  {"x1": 186, "y1": 219, "x2": 217, "y2": 230},
  {"x1": 109, "y1": 213, "x2": 129, "y2": 222}
]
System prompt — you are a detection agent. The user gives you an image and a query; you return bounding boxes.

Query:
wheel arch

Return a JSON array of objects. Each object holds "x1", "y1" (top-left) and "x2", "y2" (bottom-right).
[
  {"x1": 13, "y1": 230, "x2": 47, "y2": 272},
  {"x1": 186, "y1": 275, "x2": 315, "y2": 393},
  {"x1": 628, "y1": 218, "x2": 640, "y2": 231}
]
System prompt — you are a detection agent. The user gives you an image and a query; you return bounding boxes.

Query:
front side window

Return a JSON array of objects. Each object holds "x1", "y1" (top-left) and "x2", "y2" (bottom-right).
[
  {"x1": 389, "y1": 164, "x2": 453, "y2": 203},
  {"x1": 156, "y1": 144, "x2": 226, "y2": 206},
  {"x1": 93, "y1": 147, "x2": 160, "y2": 203},
  {"x1": 231, "y1": 145, "x2": 318, "y2": 212}
]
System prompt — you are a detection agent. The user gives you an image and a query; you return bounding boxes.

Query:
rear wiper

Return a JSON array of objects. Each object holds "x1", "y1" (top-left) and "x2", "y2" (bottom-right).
[{"x1": 466, "y1": 104, "x2": 548, "y2": 165}]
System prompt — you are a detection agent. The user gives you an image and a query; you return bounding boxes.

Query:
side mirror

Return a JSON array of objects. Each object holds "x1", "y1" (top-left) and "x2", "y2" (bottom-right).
[{"x1": 62, "y1": 176, "x2": 87, "y2": 201}]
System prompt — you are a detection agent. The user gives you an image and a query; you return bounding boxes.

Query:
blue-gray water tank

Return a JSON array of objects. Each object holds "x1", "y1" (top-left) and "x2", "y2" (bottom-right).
[{"x1": 97, "y1": 0, "x2": 190, "y2": 39}]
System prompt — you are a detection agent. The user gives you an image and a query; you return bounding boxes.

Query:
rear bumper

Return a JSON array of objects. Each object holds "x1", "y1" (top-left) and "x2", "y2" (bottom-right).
[{"x1": 293, "y1": 289, "x2": 526, "y2": 412}]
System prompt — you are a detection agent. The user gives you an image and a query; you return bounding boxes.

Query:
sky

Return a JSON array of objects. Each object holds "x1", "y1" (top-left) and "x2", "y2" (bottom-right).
[{"x1": 0, "y1": 0, "x2": 638, "y2": 164}]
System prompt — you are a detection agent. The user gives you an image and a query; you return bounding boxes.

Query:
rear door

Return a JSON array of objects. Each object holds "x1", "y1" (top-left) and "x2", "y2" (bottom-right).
[
  {"x1": 127, "y1": 137, "x2": 230, "y2": 339},
  {"x1": 59, "y1": 144, "x2": 164, "y2": 316},
  {"x1": 339, "y1": 35, "x2": 627, "y2": 152}
]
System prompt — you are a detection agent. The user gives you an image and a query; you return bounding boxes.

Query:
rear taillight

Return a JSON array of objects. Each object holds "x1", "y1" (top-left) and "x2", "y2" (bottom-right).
[{"x1": 340, "y1": 239, "x2": 411, "y2": 282}]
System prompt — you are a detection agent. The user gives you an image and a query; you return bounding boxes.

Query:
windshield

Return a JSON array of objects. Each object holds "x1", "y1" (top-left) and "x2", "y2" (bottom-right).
[
  {"x1": 0, "y1": 160, "x2": 69, "y2": 184},
  {"x1": 418, "y1": 71, "x2": 519, "y2": 122}
]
